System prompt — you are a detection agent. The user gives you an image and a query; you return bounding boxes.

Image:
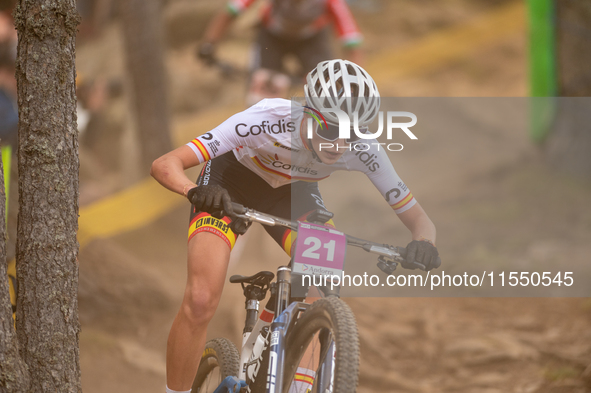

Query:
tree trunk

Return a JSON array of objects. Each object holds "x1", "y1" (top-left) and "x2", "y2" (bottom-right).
[
  {"x1": 555, "y1": 0, "x2": 591, "y2": 96},
  {"x1": 545, "y1": 99, "x2": 591, "y2": 177},
  {"x1": 0, "y1": 158, "x2": 29, "y2": 393},
  {"x1": 546, "y1": 0, "x2": 591, "y2": 176},
  {"x1": 8, "y1": 1, "x2": 81, "y2": 392},
  {"x1": 119, "y1": 0, "x2": 173, "y2": 173}
]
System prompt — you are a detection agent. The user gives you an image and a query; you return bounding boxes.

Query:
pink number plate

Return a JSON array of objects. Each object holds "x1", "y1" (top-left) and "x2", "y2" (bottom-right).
[{"x1": 292, "y1": 222, "x2": 347, "y2": 276}]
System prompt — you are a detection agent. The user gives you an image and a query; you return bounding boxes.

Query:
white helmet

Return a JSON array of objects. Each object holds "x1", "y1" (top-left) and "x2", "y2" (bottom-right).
[{"x1": 304, "y1": 59, "x2": 380, "y2": 127}]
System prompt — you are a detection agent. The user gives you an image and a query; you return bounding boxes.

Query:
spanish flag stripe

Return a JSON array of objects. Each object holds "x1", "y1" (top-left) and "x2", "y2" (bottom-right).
[
  {"x1": 294, "y1": 374, "x2": 315, "y2": 384},
  {"x1": 260, "y1": 309, "x2": 274, "y2": 323},
  {"x1": 292, "y1": 175, "x2": 330, "y2": 182},
  {"x1": 188, "y1": 225, "x2": 236, "y2": 249},
  {"x1": 191, "y1": 139, "x2": 207, "y2": 162},
  {"x1": 281, "y1": 229, "x2": 294, "y2": 256},
  {"x1": 195, "y1": 139, "x2": 210, "y2": 161},
  {"x1": 191, "y1": 139, "x2": 210, "y2": 162},
  {"x1": 281, "y1": 229, "x2": 291, "y2": 247},
  {"x1": 394, "y1": 196, "x2": 414, "y2": 211},
  {"x1": 190, "y1": 212, "x2": 210, "y2": 227},
  {"x1": 190, "y1": 140, "x2": 206, "y2": 162},
  {"x1": 391, "y1": 192, "x2": 413, "y2": 210},
  {"x1": 191, "y1": 213, "x2": 232, "y2": 226}
]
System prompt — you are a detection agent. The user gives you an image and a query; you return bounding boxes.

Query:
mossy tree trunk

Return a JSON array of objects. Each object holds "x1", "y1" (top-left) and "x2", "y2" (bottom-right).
[
  {"x1": 119, "y1": 0, "x2": 173, "y2": 173},
  {"x1": 0, "y1": 1, "x2": 81, "y2": 392}
]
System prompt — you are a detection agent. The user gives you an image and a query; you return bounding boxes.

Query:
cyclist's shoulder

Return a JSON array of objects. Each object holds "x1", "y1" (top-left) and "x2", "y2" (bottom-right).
[
  {"x1": 225, "y1": 98, "x2": 292, "y2": 123},
  {"x1": 342, "y1": 141, "x2": 394, "y2": 172},
  {"x1": 243, "y1": 97, "x2": 301, "y2": 121},
  {"x1": 221, "y1": 98, "x2": 300, "y2": 144},
  {"x1": 250, "y1": 97, "x2": 294, "y2": 112}
]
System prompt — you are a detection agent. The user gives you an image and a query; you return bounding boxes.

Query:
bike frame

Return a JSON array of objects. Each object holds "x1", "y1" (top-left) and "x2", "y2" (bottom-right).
[{"x1": 237, "y1": 265, "x2": 333, "y2": 393}]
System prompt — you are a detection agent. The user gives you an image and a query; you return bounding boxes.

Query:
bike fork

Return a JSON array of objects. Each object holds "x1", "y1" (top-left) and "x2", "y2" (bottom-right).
[
  {"x1": 266, "y1": 266, "x2": 291, "y2": 393},
  {"x1": 316, "y1": 340, "x2": 335, "y2": 393}
]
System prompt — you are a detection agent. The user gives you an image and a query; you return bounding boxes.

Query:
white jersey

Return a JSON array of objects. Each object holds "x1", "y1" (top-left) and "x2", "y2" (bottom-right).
[{"x1": 186, "y1": 98, "x2": 416, "y2": 214}]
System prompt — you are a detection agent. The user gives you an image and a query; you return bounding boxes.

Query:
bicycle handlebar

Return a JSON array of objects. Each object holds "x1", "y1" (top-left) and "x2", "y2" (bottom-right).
[
  {"x1": 200, "y1": 52, "x2": 304, "y2": 86},
  {"x1": 229, "y1": 202, "x2": 441, "y2": 272}
]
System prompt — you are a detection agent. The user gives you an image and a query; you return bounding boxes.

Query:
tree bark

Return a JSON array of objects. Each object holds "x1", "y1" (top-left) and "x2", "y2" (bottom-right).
[
  {"x1": 0, "y1": 159, "x2": 29, "y2": 393},
  {"x1": 545, "y1": 99, "x2": 591, "y2": 177},
  {"x1": 119, "y1": 0, "x2": 173, "y2": 173},
  {"x1": 555, "y1": 0, "x2": 591, "y2": 96},
  {"x1": 546, "y1": 0, "x2": 591, "y2": 176},
  {"x1": 8, "y1": 1, "x2": 81, "y2": 392}
]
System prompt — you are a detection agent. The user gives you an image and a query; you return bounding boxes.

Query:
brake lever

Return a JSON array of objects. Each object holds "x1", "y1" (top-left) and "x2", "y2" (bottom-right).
[{"x1": 377, "y1": 256, "x2": 398, "y2": 275}]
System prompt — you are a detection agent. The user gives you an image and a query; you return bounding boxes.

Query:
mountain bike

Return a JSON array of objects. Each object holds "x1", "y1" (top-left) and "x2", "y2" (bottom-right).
[{"x1": 192, "y1": 203, "x2": 440, "y2": 393}]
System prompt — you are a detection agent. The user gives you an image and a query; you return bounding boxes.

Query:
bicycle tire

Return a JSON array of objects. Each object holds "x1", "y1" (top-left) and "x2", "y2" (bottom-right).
[
  {"x1": 283, "y1": 297, "x2": 359, "y2": 393},
  {"x1": 192, "y1": 338, "x2": 240, "y2": 393}
]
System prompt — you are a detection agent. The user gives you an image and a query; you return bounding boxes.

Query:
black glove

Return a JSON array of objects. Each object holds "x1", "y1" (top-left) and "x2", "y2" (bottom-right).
[
  {"x1": 402, "y1": 240, "x2": 440, "y2": 271},
  {"x1": 187, "y1": 185, "x2": 233, "y2": 217},
  {"x1": 197, "y1": 42, "x2": 216, "y2": 65}
]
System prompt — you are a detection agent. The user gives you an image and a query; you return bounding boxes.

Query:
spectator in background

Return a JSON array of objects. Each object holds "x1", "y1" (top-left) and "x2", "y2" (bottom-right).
[
  {"x1": 198, "y1": 0, "x2": 364, "y2": 105},
  {"x1": 0, "y1": 1, "x2": 15, "y2": 47},
  {"x1": 77, "y1": 0, "x2": 115, "y2": 41},
  {"x1": 0, "y1": 0, "x2": 18, "y2": 266},
  {"x1": 0, "y1": 0, "x2": 17, "y2": 147},
  {"x1": 0, "y1": 43, "x2": 16, "y2": 147}
]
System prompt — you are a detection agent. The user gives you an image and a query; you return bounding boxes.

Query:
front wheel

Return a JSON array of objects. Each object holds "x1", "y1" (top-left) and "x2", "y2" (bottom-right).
[
  {"x1": 192, "y1": 338, "x2": 240, "y2": 393},
  {"x1": 283, "y1": 297, "x2": 360, "y2": 393}
]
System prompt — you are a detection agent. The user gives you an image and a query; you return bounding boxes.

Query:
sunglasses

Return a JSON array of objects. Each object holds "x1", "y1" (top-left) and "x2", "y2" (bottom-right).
[{"x1": 314, "y1": 122, "x2": 367, "y2": 143}]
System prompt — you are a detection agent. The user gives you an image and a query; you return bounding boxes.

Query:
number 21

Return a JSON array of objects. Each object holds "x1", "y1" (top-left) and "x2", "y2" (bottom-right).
[{"x1": 301, "y1": 237, "x2": 336, "y2": 261}]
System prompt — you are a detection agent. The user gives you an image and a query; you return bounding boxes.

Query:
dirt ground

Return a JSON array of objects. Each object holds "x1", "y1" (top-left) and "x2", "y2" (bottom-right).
[{"x1": 75, "y1": 1, "x2": 591, "y2": 392}]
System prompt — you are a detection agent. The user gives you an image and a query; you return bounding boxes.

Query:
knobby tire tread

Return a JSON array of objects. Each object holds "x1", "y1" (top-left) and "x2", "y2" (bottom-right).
[
  {"x1": 283, "y1": 297, "x2": 360, "y2": 393},
  {"x1": 192, "y1": 337, "x2": 240, "y2": 392}
]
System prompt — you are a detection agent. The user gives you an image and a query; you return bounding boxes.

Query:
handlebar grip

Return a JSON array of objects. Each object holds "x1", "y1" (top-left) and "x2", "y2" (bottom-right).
[
  {"x1": 231, "y1": 202, "x2": 246, "y2": 214},
  {"x1": 397, "y1": 246, "x2": 442, "y2": 271},
  {"x1": 397, "y1": 246, "x2": 406, "y2": 257},
  {"x1": 396, "y1": 246, "x2": 423, "y2": 269}
]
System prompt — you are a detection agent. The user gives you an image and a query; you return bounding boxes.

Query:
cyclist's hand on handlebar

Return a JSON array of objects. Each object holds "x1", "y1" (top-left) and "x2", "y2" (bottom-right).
[
  {"x1": 402, "y1": 240, "x2": 440, "y2": 271},
  {"x1": 187, "y1": 185, "x2": 233, "y2": 218},
  {"x1": 197, "y1": 42, "x2": 216, "y2": 65}
]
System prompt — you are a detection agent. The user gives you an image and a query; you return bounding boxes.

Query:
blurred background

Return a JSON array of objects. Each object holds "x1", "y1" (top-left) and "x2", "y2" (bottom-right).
[{"x1": 3, "y1": 0, "x2": 591, "y2": 392}]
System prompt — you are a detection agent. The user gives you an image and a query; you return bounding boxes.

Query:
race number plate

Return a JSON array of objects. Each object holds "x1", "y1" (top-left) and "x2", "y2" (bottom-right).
[{"x1": 292, "y1": 222, "x2": 346, "y2": 276}]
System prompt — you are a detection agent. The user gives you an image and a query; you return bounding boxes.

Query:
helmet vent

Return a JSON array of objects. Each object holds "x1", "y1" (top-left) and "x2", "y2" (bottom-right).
[{"x1": 315, "y1": 78, "x2": 322, "y2": 93}]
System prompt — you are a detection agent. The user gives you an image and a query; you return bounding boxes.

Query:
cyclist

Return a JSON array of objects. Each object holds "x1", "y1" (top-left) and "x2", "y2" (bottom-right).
[
  {"x1": 198, "y1": 0, "x2": 364, "y2": 105},
  {"x1": 151, "y1": 59, "x2": 439, "y2": 393}
]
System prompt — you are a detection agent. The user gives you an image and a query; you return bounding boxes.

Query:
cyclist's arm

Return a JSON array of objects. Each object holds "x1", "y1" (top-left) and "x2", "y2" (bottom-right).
[
  {"x1": 152, "y1": 99, "x2": 282, "y2": 196},
  {"x1": 350, "y1": 145, "x2": 435, "y2": 243},
  {"x1": 151, "y1": 120, "x2": 243, "y2": 197},
  {"x1": 352, "y1": 147, "x2": 417, "y2": 214},
  {"x1": 150, "y1": 145, "x2": 203, "y2": 197},
  {"x1": 202, "y1": 11, "x2": 234, "y2": 44},
  {"x1": 202, "y1": 0, "x2": 256, "y2": 44},
  {"x1": 327, "y1": 0, "x2": 363, "y2": 49},
  {"x1": 397, "y1": 203, "x2": 437, "y2": 246}
]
